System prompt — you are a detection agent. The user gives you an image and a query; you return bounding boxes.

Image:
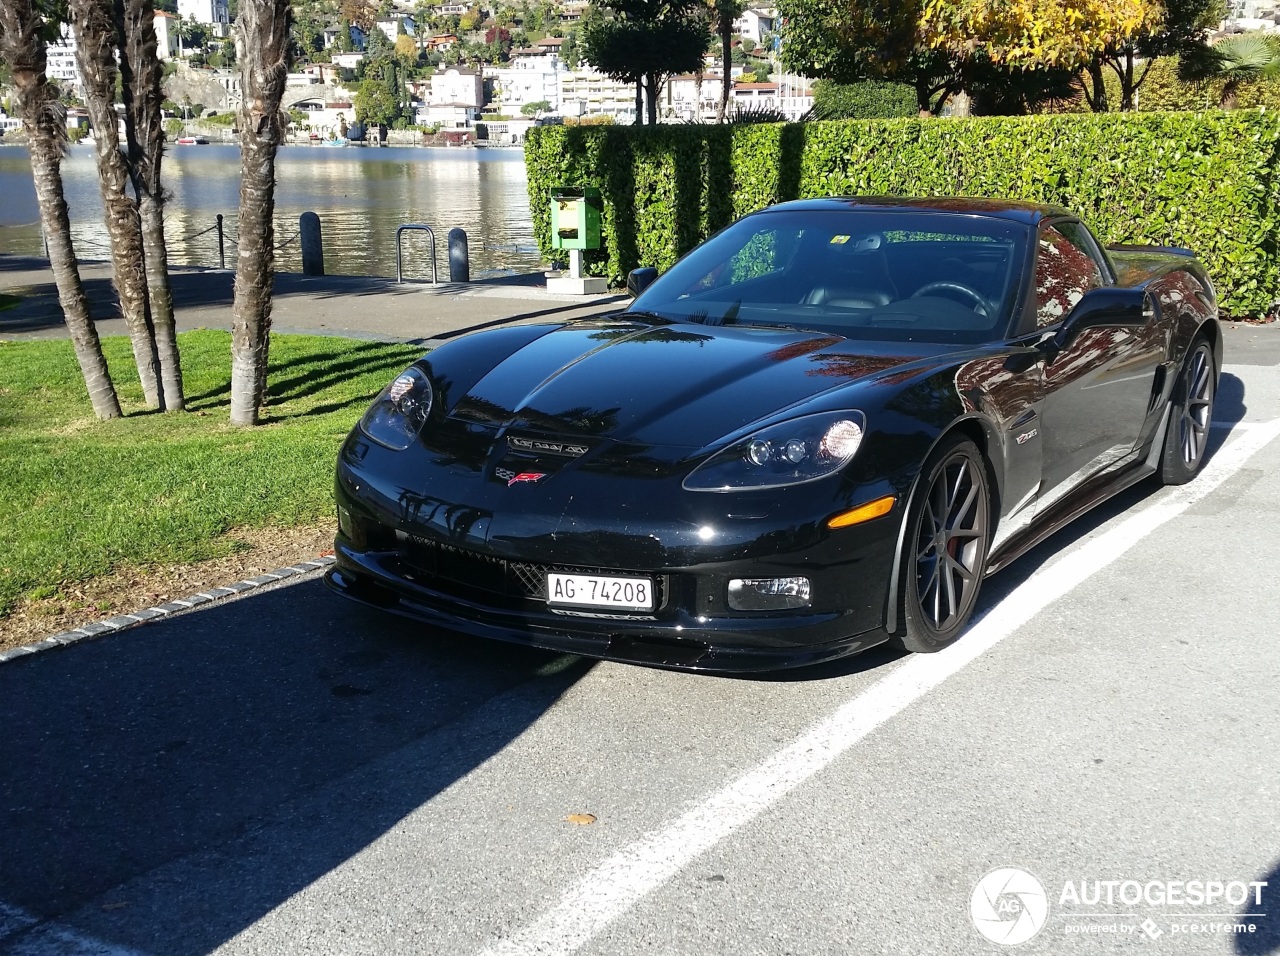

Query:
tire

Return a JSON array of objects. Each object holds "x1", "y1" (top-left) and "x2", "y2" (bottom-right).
[
  {"x1": 892, "y1": 435, "x2": 992, "y2": 654},
  {"x1": 1159, "y1": 338, "x2": 1216, "y2": 486}
]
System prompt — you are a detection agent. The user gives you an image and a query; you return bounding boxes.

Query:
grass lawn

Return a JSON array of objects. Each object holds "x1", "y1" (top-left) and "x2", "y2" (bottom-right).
[{"x1": 0, "y1": 329, "x2": 423, "y2": 619}]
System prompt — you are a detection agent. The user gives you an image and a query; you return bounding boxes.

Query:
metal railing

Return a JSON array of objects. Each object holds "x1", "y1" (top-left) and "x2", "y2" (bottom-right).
[
  {"x1": 175, "y1": 214, "x2": 227, "y2": 268},
  {"x1": 395, "y1": 223, "x2": 439, "y2": 284}
]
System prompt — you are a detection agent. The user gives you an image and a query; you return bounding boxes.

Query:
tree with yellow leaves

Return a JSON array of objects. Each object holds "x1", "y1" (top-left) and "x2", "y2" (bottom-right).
[{"x1": 918, "y1": 0, "x2": 1163, "y2": 69}]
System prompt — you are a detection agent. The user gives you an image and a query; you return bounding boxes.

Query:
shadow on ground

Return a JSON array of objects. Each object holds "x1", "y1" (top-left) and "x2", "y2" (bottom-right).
[
  {"x1": 0, "y1": 579, "x2": 589, "y2": 954},
  {"x1": 0, "y1": 255, "x2": 51, "y2": 274},
  {"x1": 1237, "y1": 857, "x2": 1279, "y2": 954}
]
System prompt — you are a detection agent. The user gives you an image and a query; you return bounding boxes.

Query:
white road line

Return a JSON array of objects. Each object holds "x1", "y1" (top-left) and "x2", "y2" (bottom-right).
[
  {"x1": 480, "y1": 418, "x2": 1280, "y2": 956},
  {"x1": 0, "y1": 900, "x2": 149, "y2": 956}
]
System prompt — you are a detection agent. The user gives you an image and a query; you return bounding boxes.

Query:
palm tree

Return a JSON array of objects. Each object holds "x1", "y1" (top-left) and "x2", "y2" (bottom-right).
[
  {"x1": 70, "y1": 0, "x2": 163, "y2": 408},
  {"x1": 229, "y1": 0, "x2": 292, "y2": 426},
  {"x1": 1179, "y1": 33, "x2": 1280, "y2": 109},
  {"x1": 0, "y1": 0, "x2": 122, "y2": 420},
  {"x1": 120, "y1": 0, "x2": 184, "y2": 410},
  {"x1": 710, "y1": 0, "x2": 743, "y2": 122}
]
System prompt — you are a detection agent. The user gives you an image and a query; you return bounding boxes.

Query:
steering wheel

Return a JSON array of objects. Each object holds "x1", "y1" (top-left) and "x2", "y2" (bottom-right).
[{"x1": 911, "y1": 281, "x2": 990, "y2": 316}]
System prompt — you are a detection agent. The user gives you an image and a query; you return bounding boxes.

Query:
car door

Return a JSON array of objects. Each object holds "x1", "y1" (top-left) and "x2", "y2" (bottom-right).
[{"x1": 1033, "y1": 220, "x2": 1164, "y2": 513}]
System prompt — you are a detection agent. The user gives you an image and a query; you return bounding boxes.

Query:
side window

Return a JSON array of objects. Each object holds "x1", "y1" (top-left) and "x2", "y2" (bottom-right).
[{"x1": 1033, "y1": 223, "x2": 1105, "y2": 328}]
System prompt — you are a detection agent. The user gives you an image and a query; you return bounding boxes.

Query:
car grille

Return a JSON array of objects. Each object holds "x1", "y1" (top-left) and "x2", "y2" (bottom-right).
[{"x1": 397, "y1": 535, "x2": 667, "y2": 611}]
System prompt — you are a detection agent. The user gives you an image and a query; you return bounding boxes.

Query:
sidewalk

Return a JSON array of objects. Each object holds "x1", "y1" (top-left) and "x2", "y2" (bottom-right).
[
  {"x1": 1, "y1": 254, "x2": 1276, "y2": 363},
  {"x1": 0, "y1": 256, "x2": 629, "y2": 345}
]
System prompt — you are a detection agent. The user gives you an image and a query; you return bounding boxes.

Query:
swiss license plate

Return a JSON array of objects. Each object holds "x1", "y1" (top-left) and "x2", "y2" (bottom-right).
[{"x1": 546, "y1": 573, "x2": 654, "y2": 611}]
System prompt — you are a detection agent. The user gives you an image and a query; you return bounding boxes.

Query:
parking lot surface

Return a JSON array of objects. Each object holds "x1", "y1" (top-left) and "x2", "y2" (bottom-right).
[{"x1": 0, "y1": 331, "x2": 1277, "y2": 956}]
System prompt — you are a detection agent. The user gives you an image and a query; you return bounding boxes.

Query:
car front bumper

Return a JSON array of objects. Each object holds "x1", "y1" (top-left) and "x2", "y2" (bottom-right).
[{"x1": 328, "y1": 500, "x2": 901, "y2": 673}]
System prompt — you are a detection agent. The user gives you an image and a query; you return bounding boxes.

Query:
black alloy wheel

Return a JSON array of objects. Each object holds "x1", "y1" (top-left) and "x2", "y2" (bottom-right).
[
  {"x1": 894, "y1": 436, "x2": 992, "y2": 653},
  {"x1": 1160, "y1": 339, "x2": 1216, "y2": 486}
]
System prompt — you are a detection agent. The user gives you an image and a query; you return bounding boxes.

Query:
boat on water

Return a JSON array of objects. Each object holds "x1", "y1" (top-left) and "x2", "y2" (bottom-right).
[
  {"x1": 174, "y1": 135, "x2": 209, "y2": 145},
  {"x1": 318, "y1": 137, "x2": 349, "y2": 147}
]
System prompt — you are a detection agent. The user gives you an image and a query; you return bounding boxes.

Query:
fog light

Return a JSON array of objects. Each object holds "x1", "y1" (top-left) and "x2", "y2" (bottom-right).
[
  {"x1": 728, "y1": 576, "x2": 811, "y2": 611},
  {"x1": 337, "y1": 506, "x2": 366, "y2": 549}
]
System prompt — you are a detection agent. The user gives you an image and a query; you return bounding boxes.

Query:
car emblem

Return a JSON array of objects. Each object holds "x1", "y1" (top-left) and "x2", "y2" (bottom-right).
[
  {"x1": 508, "y1": 435, "x2": 590, "y2": 457},
  {"x1": 507, "y1": 472, "x2": 546, "y2": 487},
  {"x1": 495, "y1": 466, "x2": 547, "y2": 487}
]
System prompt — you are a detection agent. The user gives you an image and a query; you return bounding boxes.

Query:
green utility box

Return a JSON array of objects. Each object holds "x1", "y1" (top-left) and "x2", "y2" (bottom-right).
[{"x1": 550, "y1": 186, "x2": 602, "y2": 251}]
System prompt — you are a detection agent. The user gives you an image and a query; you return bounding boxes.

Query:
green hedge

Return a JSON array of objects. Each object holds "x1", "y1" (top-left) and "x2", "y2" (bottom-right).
[
  {"x1": 811, "y1": 80, "x2": 919, "y2": 120},
  {"x1": 525, "y1": 111, "x2": 1280, "y2": 317}
]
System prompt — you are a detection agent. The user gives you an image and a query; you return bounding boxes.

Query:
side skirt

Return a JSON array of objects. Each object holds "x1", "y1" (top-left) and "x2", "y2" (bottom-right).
[{"x1": 984, "y1": 405, "x2": 1170, "y2": 575}]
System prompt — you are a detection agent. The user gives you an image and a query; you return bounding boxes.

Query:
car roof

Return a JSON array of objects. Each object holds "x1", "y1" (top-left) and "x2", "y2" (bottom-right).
[{"x1": 759, "y1": 196, "x2": 1070, "y2": 226}]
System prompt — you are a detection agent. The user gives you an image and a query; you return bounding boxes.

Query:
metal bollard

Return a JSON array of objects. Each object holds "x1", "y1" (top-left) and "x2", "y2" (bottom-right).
[
  {"x1": 299, "y1": 211, "x2": 324, "y2": 276},
  {"x1": 448, "y1": 227, "x2": 469, "y2": 283},
  {"x1": 216, "y1": 214, "x2": 225, "y2": 269}
]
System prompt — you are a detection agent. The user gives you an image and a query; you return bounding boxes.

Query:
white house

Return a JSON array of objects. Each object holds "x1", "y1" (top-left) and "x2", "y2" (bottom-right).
[
  {"x1": 416, "y1": 103, "x2": 480, "y2": 127},
  {"x1": 559, "y1": 0, "x2": 589, "y2": 22},
  {"x1": 374, "y1": 15, "x2": 416, "y2": 43},
  {"x1": 153, "y1": 11, "x2": 179, "y2": 60},
  {"x1": 415, "y1": 67, "x2": 485, "y2": 127},
  {"x1": 487, "y1": 54, "x2": 563, "y2": 114},
  {"x1": 44, "y1": 26, "x2": 81, "y2": 97},
  {"x1": 664, "y1": 70, "x2": 752, "y2": 120},
  {"x1": 177, "y1": 0, "x2": 229, "y2": 29},
  {"x1": 478, "y1": 117, "x2": 536, "y2": 144},
  {"x1": 290, "y1": 100, "x2": 355, "y2": 135},
  {"x1": 558, "y1": 65, "x2": 638, "y2": 122},
  {"x1": 430, "y1": 67, "x2": 484, "y2": 107},
  {"x1": 731, "y1": 8, "x2": 776, "y2": 46},
  {"x1": 321, "y1": 23, "x2": 363, "y2": 49}
]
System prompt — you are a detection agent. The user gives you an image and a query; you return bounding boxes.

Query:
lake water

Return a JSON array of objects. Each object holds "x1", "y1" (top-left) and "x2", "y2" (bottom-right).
[{"x1": 0, "y1": 143, "x2": 542, "y2": 279}]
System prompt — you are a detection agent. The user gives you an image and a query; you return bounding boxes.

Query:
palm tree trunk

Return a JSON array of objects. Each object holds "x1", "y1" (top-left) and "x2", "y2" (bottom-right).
[
  {"x1": 230, "y1": 0, "x2": 291, "y2": 427},
  {"x1": 71, "y1": 0, "x2": 162, "y2": 408},
  {"x1": 121, "y1": 0, "x2": 184, "y2": 410},
  {"x1": 717, "y1": 24, "x2": 731, "y2": 122},
  {"x1": 0, "y1": 0, "x2": 121, "y2": 420}
]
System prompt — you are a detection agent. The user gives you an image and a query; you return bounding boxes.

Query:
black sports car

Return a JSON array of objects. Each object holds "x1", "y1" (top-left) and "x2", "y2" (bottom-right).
[{"x1": 326, "y1": 198, "x2": 1220, "y2": 671}]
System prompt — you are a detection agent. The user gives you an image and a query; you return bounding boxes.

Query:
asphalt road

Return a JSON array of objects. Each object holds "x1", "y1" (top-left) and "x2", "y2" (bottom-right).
[{"x1": 1, "y1": 347, "x2": 1278, "y2": 956}]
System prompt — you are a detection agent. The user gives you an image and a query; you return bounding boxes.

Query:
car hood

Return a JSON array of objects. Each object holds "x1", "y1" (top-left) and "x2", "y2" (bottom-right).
[{"x1": 437, "y1": 319, "x2": 955, "y2": 449}]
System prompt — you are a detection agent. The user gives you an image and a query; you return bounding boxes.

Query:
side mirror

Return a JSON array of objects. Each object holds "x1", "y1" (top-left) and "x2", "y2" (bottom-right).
[
  {"x1": 1050, "y1": 287, "x2": 1152, "y2": 352},
  {"x1": 626, "y1": 267, "x2": 658, "y2": 298}
]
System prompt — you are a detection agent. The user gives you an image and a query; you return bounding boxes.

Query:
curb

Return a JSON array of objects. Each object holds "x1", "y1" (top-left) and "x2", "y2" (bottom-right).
[{"x1": 0, "y1": 556, "x2": 335, "y2": 665}]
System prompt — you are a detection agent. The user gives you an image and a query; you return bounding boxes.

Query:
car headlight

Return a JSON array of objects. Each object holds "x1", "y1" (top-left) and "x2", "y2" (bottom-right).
[
  {"x1": 683, "y1": 411, "x2": 865, "y2": 492},
  {"x1": 359, "y1": 365, "x2": 433, "y2": 450}
]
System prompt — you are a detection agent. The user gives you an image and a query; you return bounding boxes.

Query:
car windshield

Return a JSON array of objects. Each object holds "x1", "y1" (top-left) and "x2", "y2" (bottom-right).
[{"x1": 629, "y1": 209, "x2": 1028, "y2": 344}]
